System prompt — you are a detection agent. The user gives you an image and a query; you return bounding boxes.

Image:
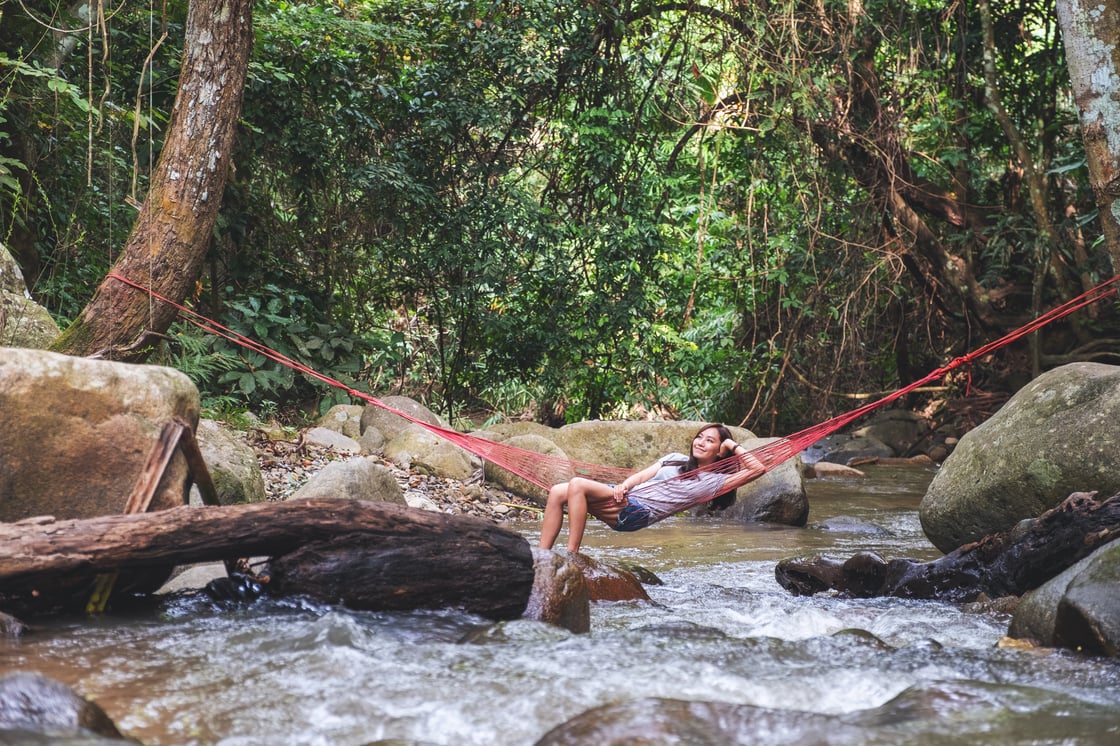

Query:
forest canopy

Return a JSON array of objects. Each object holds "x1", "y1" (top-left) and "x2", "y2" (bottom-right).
[{"x1": 2, "y1": 0, "x2": 1117, "y2": 433}]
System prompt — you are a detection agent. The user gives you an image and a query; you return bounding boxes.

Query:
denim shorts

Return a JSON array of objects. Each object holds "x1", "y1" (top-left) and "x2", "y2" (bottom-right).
[{"x1": 614, "y1": 498, "x2": 654, "y2": 532}]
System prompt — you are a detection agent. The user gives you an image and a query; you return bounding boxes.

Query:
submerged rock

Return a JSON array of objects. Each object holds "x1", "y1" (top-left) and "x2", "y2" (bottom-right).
[
  {"x1": 534, "y1": 697, "x2": 863, "y2": 745},
  {"x1": 0, "y1": 672, "x2": 130, "y2": 742},
  {"x1": 1010, "y1": 538, "x2": 1120, "y2": 656}
]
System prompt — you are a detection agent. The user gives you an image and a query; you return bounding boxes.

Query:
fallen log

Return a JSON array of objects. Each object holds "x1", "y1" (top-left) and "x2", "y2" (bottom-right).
[
  {"x1": 775, "y1": 491, "x2": 1120, "y2": 602},
  {"x1": 0, "y1": 499, "x2": 535, "y2": 620}
]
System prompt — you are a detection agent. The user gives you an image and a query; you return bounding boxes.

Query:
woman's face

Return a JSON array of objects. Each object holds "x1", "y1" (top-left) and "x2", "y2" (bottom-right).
[{"x1": 691, "y1": 427, "x2": 724, "y2": 464}]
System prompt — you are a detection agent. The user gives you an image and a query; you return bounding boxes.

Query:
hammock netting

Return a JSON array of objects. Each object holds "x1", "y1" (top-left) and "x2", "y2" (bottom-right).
[{"x1": 108, "y1": 272, "x2": 1120, "y2": 518}]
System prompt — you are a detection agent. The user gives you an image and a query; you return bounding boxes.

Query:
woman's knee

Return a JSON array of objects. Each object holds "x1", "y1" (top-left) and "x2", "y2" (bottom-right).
[
  {"x1": 569, "y1": 477, "x2": 597, "y2": 494},
  {"x1": 547, "y1": 482, "x2": 570, "y2": 504}
]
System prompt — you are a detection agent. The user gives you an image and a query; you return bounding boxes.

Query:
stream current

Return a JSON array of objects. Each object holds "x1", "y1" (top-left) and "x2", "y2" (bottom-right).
[{"x1": 2, "y1": 465, "x2": 1119, "y2": 744}]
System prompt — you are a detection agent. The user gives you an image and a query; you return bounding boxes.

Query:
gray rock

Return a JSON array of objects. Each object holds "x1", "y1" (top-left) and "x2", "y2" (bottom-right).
[
  {"x1": 477, "y1": 420, "x2": 557, "y2": 442},
  {"x1": 801, "y1": 433, "x2": 895, "y2": 465},
  {"x1": 289, "y1": 457, "x2": 406, "y2": 505},
  {"x1": 810, "y1": 461, "x2": 868, "y2": 479},
  {"x1": 1009, "y1": 538, "x2": 1120, "y2": 657},
  {"x1": 850, "y1": 408, "x2": 929, "y2": 456},
  {"x1": 156, "y1": 563, "x2": 230, "y2": 595},
  {"x1": 920, "y1": 363, "x2": 1120, "y2": 553},
  {"x1": 190, "y1": 419, "x2": 267, "y2": 506},
  {"x1": 0, "y1": 347, "x2": 199, "y2": 522},
  {"x1": 360, "y1": 395, "x2": 444, "y2": 442},
  {"x1": 0, "y1": 243, "x2": 59, "y2": 350},
  {"x1": 535, "y1": 697, "x2": 864, "y2": 745},
  {"x1": 1, "y1": 292, "x2": 60, "y2": 349},
  {"x1": 314, "y1": 404, "x2": 364, "y2": 439},
  {"x1": 1054, "y1": 539, "x2": 1120, "y2": 656},
  {"x1": 384, "y1": 424, "x2": 475, "y2": 480},
  {"x1": 356, "y1": 426, "x2": 386, "y2": 454},
  {"x1": 1007, "y1": 551, "x2": 1087, "y2": 645},
  {"x1": 404, "y1": 490, "x2": 441, "y2": 511},
  {"x1": 523, "y1": 548, "x2": 590, "y2": 633},
  {"x1": 303, "y1": 426, "x2": 362, "y2": 454},
  {"x1": 0, "y1": 611, "x2": 25, "y2": 638},
  {"x1": 0, "y1": 672, "x2": 126, "y2": 740},
  {"x1": 0, "y1": 242, "x2": 27, "y2": 295}
]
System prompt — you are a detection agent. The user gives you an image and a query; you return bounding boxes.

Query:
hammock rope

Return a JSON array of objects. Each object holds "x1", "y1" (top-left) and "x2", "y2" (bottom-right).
[{"x1": 106, "y1": 272, "x2": 1120, "y2": 503}]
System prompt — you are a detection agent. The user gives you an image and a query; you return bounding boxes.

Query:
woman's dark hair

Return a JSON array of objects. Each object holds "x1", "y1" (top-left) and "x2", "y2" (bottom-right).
[{"x1": 683, "y1": 423, "x2": 738, "y2": 512}]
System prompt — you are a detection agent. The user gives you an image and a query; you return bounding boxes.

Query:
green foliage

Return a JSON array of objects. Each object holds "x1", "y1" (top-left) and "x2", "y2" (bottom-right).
[
  {"x1": 5, "y1": 0, "x2": 1113, "y2": 433},
  {"x1": 167, "y1": 283, "x2": 399, "y2": 415}
]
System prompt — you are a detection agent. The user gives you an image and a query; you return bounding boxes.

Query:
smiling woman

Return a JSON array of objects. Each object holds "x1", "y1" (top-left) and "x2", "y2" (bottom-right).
[{"x1": 538, "y1": 423, "x2": 767, "y2": 552}]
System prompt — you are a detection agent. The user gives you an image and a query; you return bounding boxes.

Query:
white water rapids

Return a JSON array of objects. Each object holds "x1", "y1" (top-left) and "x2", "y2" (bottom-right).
[{"x1": 2, "y1": 465, "x2": 1119, "y2": 744}]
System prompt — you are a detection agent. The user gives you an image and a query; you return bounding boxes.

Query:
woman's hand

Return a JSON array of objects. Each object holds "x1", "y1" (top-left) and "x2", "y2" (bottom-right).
[
  {"x1": 720, "y1": 438, "x2": 739, "y2": 457},
  {"x1": 612, "y1": 482, "x2": 629, "y2": 504}
]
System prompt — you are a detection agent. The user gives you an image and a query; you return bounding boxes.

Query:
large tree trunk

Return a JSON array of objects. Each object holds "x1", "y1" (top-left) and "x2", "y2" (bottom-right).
[
  {"x1": 0, "y1": 499, "x2": 535, "y2": 620},
  {"x1": 774, "y1": 491, "x2": 1120, "y2": 602},
  {"x1": 1056, "y1": 0, "x2": 1120, "y2": 275},
  {"x1": 51, "y1": 0, "x2": 254, "y2": 361}
]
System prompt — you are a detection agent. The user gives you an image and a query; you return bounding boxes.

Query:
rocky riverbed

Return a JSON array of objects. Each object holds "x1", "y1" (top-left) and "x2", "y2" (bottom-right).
[{"x1": 243, "y1": 427, "x2": 544, "y2": 524}]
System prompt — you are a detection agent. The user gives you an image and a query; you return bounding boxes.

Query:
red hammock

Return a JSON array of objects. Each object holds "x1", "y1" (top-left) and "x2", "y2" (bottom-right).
[{"x1": 107, "y1": 272, "x2": 1120, "y2": 504}]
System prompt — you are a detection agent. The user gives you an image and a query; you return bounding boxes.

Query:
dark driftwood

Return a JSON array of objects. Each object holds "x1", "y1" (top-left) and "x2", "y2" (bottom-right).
[
  {"x1": 775, "y1": 491, "x2": 1120, "y2": 602},
  {"x1": 0, "y1": 499, "x2": 535, "y2": 619}
]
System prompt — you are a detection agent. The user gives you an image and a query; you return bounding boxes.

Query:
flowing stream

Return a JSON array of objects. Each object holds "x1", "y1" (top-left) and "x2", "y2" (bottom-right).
[{"x1": 3, "y1": 465, "x2": 1119, "y2": 744}]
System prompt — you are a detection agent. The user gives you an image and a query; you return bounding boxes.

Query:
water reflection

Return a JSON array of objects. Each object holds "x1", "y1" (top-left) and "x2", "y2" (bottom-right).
[{"x1": 2, "y1": 465, "x2": 1119, "y2": 745}]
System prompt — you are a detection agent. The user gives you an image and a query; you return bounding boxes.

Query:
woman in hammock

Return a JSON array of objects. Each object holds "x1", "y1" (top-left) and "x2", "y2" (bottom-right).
[{"x1": 538, "y1": 423, "x2": 766, "y2": 552}]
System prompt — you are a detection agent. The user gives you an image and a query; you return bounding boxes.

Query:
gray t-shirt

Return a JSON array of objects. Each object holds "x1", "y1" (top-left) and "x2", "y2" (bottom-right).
[{"x1": 631, "y1": 452, "x2": 730, "y2": 520}]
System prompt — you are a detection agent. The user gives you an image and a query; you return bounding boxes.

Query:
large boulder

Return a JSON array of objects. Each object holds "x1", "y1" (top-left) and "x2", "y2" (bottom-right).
[
  {"x1": 715, "y1": 437, "x2": 808, "y2": 525},
  {"x1": 303, "y1": 426, "x2": 362, "y2": 455},
  {"x1": 0, "y1": 243, "x2": 59, "y2": 349},
  {"x1": 549, "y1": 420, "x2": 755, "y2": 470},
  {"x1": 850, "y1": 408, "x2": 930, "y2": 456},
  {"x1": 0, "y1": 347, "x2": 200, "y2": 522},
  {"x1": 0, "y1": 611, "x2": 25, "y2": 638},
  {"x1": 920, "y1": 363, "x2": 1120, "y2": 553}
]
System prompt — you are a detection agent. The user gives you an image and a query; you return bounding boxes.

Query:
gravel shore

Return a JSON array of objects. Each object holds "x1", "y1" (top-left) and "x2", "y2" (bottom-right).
[{"x1": 244, "y1": 427, "x2": 544, "y2": 525}]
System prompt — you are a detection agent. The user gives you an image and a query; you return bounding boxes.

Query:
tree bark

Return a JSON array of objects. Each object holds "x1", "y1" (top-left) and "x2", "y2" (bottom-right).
[
  {"x1": 51, "y1": 0, "x2": 254, "y2": 361},
  {"x1": 0, "y1": 499, "x2": 535, "y2": 620},
  {"x1": 1055, "y1": 0, "x2": 1120, "y2": 275},
  {"x1": 775, "y1": 491, "x2": 1120, "y2": 602}
]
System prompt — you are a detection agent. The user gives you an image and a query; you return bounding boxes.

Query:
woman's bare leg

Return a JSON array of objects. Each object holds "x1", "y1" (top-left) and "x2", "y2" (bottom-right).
[
  {"x1": 539, "y1": 482, "x2": 571, "y2": 550},
  {"x1": 539, "y1": 478, "x2": 619, "y2": 552},
  {"x1": 562, "y1": 477, "x2": 616, "y2": 553}
]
